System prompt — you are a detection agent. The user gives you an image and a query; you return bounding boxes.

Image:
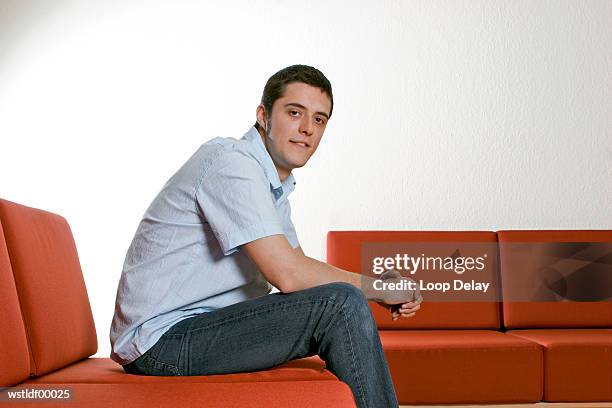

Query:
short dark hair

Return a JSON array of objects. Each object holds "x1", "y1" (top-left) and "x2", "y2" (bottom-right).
[{"x1": 255, "y1": 64, "x2": 333, "y2": 130}]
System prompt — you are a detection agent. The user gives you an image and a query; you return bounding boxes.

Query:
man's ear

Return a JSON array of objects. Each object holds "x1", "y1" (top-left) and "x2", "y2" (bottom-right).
[{"x1": 255, "y1": 104, "x2": 267, "y2": 130}]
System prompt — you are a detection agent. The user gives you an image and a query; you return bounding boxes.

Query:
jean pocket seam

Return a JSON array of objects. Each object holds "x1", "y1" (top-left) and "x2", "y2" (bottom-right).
[{"x1": 143, "y1": 353, "x2": 183, "y2": 376}]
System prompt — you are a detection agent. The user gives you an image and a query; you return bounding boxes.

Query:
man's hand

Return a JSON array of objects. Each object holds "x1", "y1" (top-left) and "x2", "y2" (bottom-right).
[
  {"x1": 379, "y1": 300, "x2": 422, "y2": 320},
  {"x1": 376, "y1": 269, "x2": 423, "y2": 320}
]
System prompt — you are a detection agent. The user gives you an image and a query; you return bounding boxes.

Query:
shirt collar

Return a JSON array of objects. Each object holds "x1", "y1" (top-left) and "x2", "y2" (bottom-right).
[{"x1": 242, "y1": 126, "x2": 296, "y2": 201}]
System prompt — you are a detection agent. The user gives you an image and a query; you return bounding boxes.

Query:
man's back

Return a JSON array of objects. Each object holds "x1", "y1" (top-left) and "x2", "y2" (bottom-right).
[{"x1": 110, "y1": 127, "x2": 299, "y2": 365}]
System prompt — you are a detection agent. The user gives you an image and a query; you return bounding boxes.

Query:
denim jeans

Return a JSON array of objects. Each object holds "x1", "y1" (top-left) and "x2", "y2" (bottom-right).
[{"x1": 123, "y1": 282, "x2": 398, "y2": 408}]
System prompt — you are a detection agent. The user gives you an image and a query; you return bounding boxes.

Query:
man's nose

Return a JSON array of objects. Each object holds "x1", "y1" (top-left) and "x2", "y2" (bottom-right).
[{"x1": 299, "y1": 117, "x2": 313, "y2": 136}]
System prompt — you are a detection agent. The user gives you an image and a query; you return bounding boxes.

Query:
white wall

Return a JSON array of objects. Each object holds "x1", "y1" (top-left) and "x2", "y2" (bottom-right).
[{"x1": 1, "y1": 0, "x2": 610, "y2": 358}]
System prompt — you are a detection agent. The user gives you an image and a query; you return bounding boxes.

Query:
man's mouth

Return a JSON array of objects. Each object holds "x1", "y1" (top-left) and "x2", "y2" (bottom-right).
[{"x1": 290, "y1": 140, "x2": 310, "y2": 148}]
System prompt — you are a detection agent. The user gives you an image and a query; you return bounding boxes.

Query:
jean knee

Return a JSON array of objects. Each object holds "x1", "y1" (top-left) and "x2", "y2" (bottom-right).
[
  {"x1": 322, "y1": 282, "x2": 365, "y2": 303},
  {"x1": 323, "y1": 282, "x2": 371, "y2": 314},
  {"x1": 316, "y1": 283, "x2": 379, "y2": 342}
]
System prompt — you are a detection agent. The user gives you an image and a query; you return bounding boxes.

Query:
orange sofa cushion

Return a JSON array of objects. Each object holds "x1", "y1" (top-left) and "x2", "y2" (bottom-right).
[
  {"x1": 498, "y1": 230, "x2": 612, "y2": 328},
  {"x1": 6, "y1": 381, "x2": 357, "y2": 408},
  {"x1": 327, "y1": 231, "x2": 501, "y2": 329},
  {"x1": 0, "y1": 219, "x2": 30, "y2": 387},
  {"x1": 380, "y1": 330, "x2": 543, "y2": 404},
  {"x1": 0, "y1": 199, "x2": 97, "y2": 376},
  {"x1": 507, "y1": 329, "x2": 612, "y2": 402},
  {"x1": 26, "y1": 356, "x2": 338, "y2": 384}
]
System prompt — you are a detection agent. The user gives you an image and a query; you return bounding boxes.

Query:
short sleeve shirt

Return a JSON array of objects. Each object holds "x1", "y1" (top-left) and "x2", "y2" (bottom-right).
[{"x1": 109, "y1": 126, "x2": 299, "y2": 365}]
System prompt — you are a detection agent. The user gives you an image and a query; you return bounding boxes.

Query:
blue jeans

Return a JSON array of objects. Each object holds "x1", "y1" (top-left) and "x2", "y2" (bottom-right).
[{"x1": 123, "y1": 282, "x2": 398, "y2": 408}]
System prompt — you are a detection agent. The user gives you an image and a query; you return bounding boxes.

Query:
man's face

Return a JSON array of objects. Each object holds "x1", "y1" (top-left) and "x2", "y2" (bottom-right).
[{"x1": 257, "y1": 82, "x2": 331, "y2": 180}]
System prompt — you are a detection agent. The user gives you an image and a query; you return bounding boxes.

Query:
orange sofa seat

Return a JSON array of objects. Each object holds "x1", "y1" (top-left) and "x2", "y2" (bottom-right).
[
  {"x1": 381, "y1": 330, "x2": 542, "y2": 404},
  {"x1": 507, "y1": 329, "x2": 612, "y2": 402},
  {"x1": 25, "y1": 356, "x2": 337, "y2": 384}
]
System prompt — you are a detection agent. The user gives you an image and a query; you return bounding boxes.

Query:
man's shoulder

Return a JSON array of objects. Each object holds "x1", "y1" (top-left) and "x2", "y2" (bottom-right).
[
  {"x1": 200, "y1": 137, "x2": 259, "y2": 166},
  {"x1": 192, "y1": 136, "x2": 263, "y2": 180}
]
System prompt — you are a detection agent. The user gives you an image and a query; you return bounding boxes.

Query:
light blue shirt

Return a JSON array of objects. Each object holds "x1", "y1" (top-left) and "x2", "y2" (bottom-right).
[{"x1": 110, "y1": 126, "x2": 299, "y2": 365}]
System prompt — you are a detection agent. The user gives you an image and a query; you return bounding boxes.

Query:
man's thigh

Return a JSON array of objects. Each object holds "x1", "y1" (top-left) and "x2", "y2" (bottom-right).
[{"x1": 169, "y1": 282, "x2": 364, "y2": 376}]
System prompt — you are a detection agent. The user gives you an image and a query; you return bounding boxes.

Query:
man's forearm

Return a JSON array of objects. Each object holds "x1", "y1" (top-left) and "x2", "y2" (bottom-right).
[{"x1": 284, "y1": 254, "x2": 382, "y2": 300}]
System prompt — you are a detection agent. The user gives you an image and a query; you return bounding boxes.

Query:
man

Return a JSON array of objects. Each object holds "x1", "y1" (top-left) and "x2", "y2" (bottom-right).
[{"x1": 110, "y1": 64, "x2": 421, "y2": 408}]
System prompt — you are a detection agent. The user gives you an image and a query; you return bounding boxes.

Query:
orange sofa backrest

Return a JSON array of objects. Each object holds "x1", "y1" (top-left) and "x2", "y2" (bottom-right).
[
  {"x1": 0, "y1": 218, "x2": 30, "y2": 386},
  {"x1": 0, "y1": 199, "x2": 97, "y2": 376},
  {"x1": 498, "y1": 230, "x2": 612, "y2": 329},
  {"x1": 327, "y1": 231, "x2": 501, "y2": 329}
]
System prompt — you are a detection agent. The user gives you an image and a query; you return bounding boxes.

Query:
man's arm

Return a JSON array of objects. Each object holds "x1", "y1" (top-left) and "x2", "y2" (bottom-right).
[
  {"x1": 244, "y1": 235, "x2": 361, "y2": 292},
  {"x1": 293, "y1": 243, "x2": 422, "y2": 320},
  {"x1": 243, "y1": 234, "x2": 419, "y2": 312}
]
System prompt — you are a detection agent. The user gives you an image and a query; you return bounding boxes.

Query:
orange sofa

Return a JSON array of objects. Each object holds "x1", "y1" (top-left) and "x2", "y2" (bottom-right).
[
  {"x1": 327, "y1": 230, "x2": 612, "y2": 405},
  {"x1": 2, "y1": 197, "x2": 610, "y2": 407},
  {"x1": 0, "y1": 198, "x2": 356, "y2": 407}
]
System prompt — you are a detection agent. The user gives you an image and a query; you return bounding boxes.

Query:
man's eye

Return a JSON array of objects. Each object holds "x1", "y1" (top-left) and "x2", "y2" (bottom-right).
[
  {"x1": 315, "y1": 117, "x2": 326, "y2": 124},
  {"x1": 290, "y1": 110, "x2": 300, "y2": 116}
]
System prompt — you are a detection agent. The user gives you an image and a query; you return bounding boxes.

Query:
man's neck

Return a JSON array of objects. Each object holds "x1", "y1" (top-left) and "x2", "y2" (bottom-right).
[{"x1": 257, "y1": 126, "x2": 291, "y2": 182}]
